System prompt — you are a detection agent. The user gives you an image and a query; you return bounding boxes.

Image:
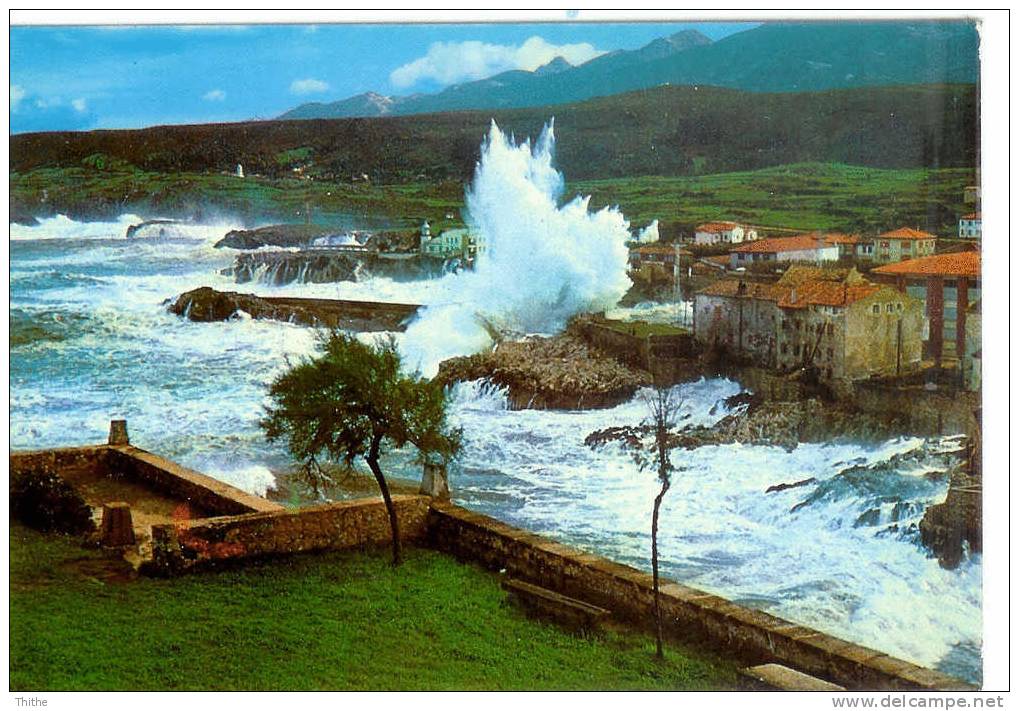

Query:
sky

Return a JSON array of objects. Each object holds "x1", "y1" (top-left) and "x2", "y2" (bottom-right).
[{"x1": 9, "y1": 21, "x2": 758, "y2": 134}]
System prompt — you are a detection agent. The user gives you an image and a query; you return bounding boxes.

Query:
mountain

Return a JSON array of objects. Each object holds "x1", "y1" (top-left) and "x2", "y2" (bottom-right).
[
  {"x1": 282, "y1": 91, "x2": 395, "y2": 121},
  {"x1": 534, "y1": 56, "x2": 573, "y2": 76},
  {"x1": 13, "y1": 83, "x2": 977, "y2": 184},
  {"x1": 278, "y1": 21, "x2": 978, "y2": 120}
]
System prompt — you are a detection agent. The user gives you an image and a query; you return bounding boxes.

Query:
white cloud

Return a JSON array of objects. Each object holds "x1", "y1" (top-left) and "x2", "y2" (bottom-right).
[
  {"x1": 203, "y1": 89, "x2": 226, "y2": 102},
  {"x1": 389, "y1": 35, "x2": 605, "y2": 89},
  {"x1": 290, "y1": 78, "x2": 329, "y2": 95},
  {"x1": 11, "y1": 84, "x2": 25, "y2": 111},
  {"x1": 71, "y1": 98, "x2": 88, "y2": 112}
]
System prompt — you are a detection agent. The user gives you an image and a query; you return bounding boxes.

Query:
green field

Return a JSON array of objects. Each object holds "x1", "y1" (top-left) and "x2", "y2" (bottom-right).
[
  {"x1": 574, "y1": 162, "x2": 974, "y2": 237},
  {"x1": 9, "y1": 524, "x2": 738, "y2": 691},
  {"x1": 11, "y1": 161, "x2": 974, "y2": 238}
]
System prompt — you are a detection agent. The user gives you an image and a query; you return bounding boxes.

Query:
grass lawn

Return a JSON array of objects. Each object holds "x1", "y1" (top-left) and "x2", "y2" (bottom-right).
[
  {"x1": 10, "y1": 524, "x2": 739, "y2": 691},
  {"x1": 600, "y1": 320, "x2": 689, "y2": 338}
]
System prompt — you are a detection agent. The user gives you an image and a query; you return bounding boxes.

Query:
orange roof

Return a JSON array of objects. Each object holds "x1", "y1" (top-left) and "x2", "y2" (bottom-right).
[
  {"x1": 872, "y1": 251, "x2": 981, "y2": 278},
  {"x1": 822, "y1": 232, "x2": 861, "y2": 245},
  {"x1": 777, "y1": 282, "x2": 880, "y2": 309},
  {"x1": 961, "y1": 213, "x2": 981, "y2": 220},
  {"x1": 698, "y1": 278, "x2": 882, "y2": 309},
  {"x1": 879, "y1": 227, "x2": 938, "y2": 241},
  {"x1": 731, "y1": 233, "x2": 834, "y2": 254},
  {"x1": 631, "y1": 244, "x2": 685, "y2": 255},
  {"x1": 696, "y1": 221, "x2": 741, "y2": 233}
]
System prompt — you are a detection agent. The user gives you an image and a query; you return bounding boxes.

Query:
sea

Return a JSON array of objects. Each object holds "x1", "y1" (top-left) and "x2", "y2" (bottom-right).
[{"x1": 9, "y1": 213, "x2": 982, "y2": 684}]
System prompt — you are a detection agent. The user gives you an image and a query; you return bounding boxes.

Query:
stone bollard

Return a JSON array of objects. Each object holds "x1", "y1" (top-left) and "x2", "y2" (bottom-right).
[
  {"x1": 420, "y1": 462, "x2": 450, "y2": 500},
  {"x1": 108, "y1": 419, "x2": 129, "y2": 445},
  {"x1": 100, "y1": 502, "x2": 136, "y2": 547}
]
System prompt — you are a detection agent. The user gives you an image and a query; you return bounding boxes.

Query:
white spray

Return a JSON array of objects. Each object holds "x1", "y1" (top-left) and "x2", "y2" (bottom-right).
[{"x1": 401, "y1": 120, "x2": 633, "y2": 374}]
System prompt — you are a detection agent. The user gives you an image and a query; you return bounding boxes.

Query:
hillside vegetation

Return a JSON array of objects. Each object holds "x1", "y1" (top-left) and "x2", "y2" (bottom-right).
[{"x1": 11, "y1": 83, "x2": 977, "y2": 185}]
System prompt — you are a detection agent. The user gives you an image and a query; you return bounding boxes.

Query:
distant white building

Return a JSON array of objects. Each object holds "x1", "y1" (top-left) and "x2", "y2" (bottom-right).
[
  {"x1": 694, "y1": 221, "x2": 757, "y2": 245},
  {"x1": 729, "y1": 233, "x2": 839, "y2": 269},
  {"x1": 958, "y1": 212, "x2": 981, "y2": 239}
]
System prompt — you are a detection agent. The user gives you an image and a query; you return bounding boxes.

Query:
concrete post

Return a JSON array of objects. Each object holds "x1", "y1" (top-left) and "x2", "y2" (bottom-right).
[
  {"x1": 420, "y1": 462, "x2": 450, "y2": 500},
  {"x1": 955, "y1": 277, "x2": 969, "y2": 362},
  {"x1": 100, "y1": 502, "x2": 136, "y2": 547},
  {"x1": 926, "y1": 277, "x2": 944, "y2": 366},
  {"x1": 108, "y1": 419, "x2": 129, "y2": 445}
]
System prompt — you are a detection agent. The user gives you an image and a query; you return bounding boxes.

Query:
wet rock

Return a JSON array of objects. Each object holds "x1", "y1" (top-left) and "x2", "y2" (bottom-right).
[
  {"x1": 126, "y1": 219, "x2": 187, "y2": 239},
  {"x1": 167, "y1": 286, "x2": 420, "y2": 332},
  {"x1": 765, "y1": 477, "x2": 816, "y2": 494},
  {"x1": 436, "y1": 333, "x2": 650, "y2": 411},
  {"x1": 920, "y1": 443, "x2": 981, "y2": 569},
  {"x1": 214, "y1": 224, "x2": 338, "y2": 250},
  {"x1": 227, "y1": 250, "x2": 362, "y2": 285}
]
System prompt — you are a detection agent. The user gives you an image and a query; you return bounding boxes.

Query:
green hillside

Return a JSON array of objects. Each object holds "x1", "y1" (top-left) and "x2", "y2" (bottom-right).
[{"x1": 10, "y1": 83, "x2": 977, "y2": 186}]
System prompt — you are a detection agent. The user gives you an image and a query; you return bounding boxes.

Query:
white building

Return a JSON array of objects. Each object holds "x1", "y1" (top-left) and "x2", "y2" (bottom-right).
[
  {"x1": 729, "y1": 233, "x2": 840, "y2": 269},
  {"x1": 958, "y1": 213, "x2": 981, "y2": 239},
  {"x1": 694, "y1": 221, "x2": 758, "y2": 245}
]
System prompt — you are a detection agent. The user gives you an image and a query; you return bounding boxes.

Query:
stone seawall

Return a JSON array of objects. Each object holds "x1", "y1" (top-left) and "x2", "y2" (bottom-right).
[
  {"x1": 104, "y1": 445, "x2": 282, "y2": 517},
  {"x1": 10, "y1": 445, "x2": 110, "y2": 479},
  {"x1": 426, "y1": 501, "x2": 971, "y2": 691},
  {"x1": 149, "y1": 495, "x2": 430, "y2": 573}
]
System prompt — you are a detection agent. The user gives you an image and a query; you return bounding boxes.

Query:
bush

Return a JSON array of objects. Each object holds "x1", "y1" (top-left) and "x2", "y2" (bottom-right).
[{"x1": 10, "y1": 468, "x2": 95, "y2": 535}]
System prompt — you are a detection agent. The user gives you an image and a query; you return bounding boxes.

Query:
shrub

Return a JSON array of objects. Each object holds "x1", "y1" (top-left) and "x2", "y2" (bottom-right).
[{"x1": 10, "y1": 468, "x2": 95, "y2": 535}]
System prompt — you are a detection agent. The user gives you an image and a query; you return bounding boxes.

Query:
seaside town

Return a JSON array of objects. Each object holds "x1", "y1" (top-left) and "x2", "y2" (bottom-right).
[{"x1": 9, "y1": 15, "x2": 994, "y2": 698}]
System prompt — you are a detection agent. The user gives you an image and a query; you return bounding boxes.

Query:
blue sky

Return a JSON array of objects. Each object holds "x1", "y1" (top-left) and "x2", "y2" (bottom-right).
[{"x1": 9, "y1": 22, "x2": 757, "y2": 133}]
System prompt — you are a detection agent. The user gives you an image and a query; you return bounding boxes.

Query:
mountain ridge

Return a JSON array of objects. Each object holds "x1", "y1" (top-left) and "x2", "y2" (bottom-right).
[{"x1": 278, "y1": 21, "x2": 977, "y2": 121}]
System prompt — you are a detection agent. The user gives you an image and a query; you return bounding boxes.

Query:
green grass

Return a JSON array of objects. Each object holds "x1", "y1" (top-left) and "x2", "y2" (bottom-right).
[
  {"x1": 10, "y1": 524, "x2": 738, "y2": 691},
  {"x1": 573, "y1": 162, "x2": 974, "y2": 237},
  {"x1": 11, "y1": 161, "x2": 973, "y2": 239},
  {"x1": 601, "y1": 320, "x2": 689, "y2": 338}
]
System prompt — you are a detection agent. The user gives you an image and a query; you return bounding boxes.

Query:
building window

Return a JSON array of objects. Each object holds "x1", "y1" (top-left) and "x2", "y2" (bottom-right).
[
  {"x1": 896, "y1": 303, "x2": 903, "y2": 312},
  {"x1": 886, "y1": 304, "x2": 894, "y2": 313},
  {"x1": 827, "y1": 324, "x2": 834, "y2": 336},
  {"x1": 872, "y1": 304, "x2": 880, "y2": 315}
]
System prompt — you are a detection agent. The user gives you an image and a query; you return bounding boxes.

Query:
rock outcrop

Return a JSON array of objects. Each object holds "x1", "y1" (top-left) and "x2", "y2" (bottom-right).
[
  {"x1": 167, "y1": 287, "x2": 420, "y2": 332},
  {"x1": 226, "y1": 250, "x2": 362, "y2": 285},
  {"x1": 214, "y1": 224, "x2": 339, "y2": 250},
  {"x1": 436, "y1": 333, "x2": 650, "y2": 410},
  {"x1": 126, "y1": 219, "x2": 188, "y2": 239},
  {"x1": 920, "y1": 440, "x2": 982, "y2": 569}
]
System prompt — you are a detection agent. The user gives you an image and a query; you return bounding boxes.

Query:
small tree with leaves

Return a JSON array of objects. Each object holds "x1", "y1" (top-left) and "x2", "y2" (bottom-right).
[{"x1": 261, "y1": 331, "x2": 461, "y2": 566}]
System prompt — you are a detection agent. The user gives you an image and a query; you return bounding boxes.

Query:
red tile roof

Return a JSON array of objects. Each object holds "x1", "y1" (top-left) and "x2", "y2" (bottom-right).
[
  {"x1": 871, "y1": 251, "x2": 981, "y2": 278},
  {"x1": 698, "y1": 278, "x2": 882, "y2": 309},
  {"x1": 822, "y1": 232, "x2": 861, "y2": 245},
  {"x1": 731, "y1": 233, "x2": 833, "y2": 254},
  {"x1": 961, "y1": 213, "x2": 981, "y2": 220},
  {"x1": 696, "y1": 221, "x2": 741, "y2": 233},
  {"x1": 879, "y1": 227, "x2": 938, "y2": 241}
]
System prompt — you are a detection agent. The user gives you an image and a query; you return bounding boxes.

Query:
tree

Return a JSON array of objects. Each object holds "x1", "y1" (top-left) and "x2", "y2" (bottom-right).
[
  {"x1": 639, "y1": 387, "x2": 684, "y2": 658},
  {"x1": 261, "y1": 331, "x2": 462, "y2": 566}
]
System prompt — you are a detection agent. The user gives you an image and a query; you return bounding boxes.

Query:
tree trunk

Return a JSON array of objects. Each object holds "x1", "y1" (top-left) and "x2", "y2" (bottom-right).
[
  {"x1": 651, "y1": 477, "x2": 670, "y2": 659},
  {"x1": 366, "y1": 434, "x2": 402, "y2": 566}
]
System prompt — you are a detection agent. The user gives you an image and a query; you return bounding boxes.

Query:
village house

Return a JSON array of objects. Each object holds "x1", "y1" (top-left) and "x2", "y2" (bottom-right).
[
  {"x1": 822, "y1": 232, "x2": 863, "y2": 259},
  {"x1": 728, "y1": 233, "x2": 840, "y2": 269},
  {"x1": 871, "y1": 250, "x2": 981, "y2": 366},
  {"x1": 693, "y1": 266, "x2": 924, "y2": 382},
  {"x1": 872, "y1": 227, "x2": 937, "y2": 264},
  {"x1": 629, "y1": 243, "x2": 691, "y2": 281},
  {"x1": 419, "y1": 222, "x2": 469, "y2": 260},
  {"x1": 958, "y1": 213, "x2": 981, "y2": 239},
  {"x1": 694, "y1": 221, "x2": 758, "y2": 245}
]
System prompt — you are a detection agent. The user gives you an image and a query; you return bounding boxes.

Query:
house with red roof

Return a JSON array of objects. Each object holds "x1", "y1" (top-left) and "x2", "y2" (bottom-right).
[
  {"x1": 728, "y1": 233, "x2": 840, "y2": 269},
  {"x1": 694, "y1": 221, "x2": 757, "y2": 245},
  {"x1": 873, "y1": 227, "x2": 937, "y2": 264},
  {"x1": 694, "y1": 268, "x2": 923, "y2": 382}
]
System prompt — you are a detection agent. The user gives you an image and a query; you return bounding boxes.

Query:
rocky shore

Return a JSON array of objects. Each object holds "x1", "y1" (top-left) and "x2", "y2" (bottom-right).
[
  {"x1": 919, "y1": 440, "x2": 982, "y2": 569},
  {"x1": 167, "y1": 286, "x2": 420, "y2": 332},
  {"x1": 435, "y1": 331, "x2": 650, "y2": 410},
  {"x1": 213, "y1": 224, "x2": 339, "y2": 250}
]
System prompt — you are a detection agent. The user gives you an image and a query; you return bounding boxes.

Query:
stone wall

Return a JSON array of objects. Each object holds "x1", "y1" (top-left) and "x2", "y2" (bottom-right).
[
  {"x1": 149, "y1": 495, "x2": 430, "y2": 573},
  {"x1": 104, "y1": 445, "x2": 283, "y2": 516},
  {"x1": 10, "y1": 445, "x2": 109, "y2": 479},
  {"x1": 426, "y1": 502, "x2": 970, "y2": 691}
]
